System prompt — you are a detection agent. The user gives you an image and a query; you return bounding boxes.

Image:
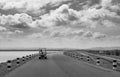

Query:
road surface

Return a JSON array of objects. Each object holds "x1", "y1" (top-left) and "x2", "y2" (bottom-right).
[{"x1": 4, "y1": 52, "x2": 120, "y2": 77}]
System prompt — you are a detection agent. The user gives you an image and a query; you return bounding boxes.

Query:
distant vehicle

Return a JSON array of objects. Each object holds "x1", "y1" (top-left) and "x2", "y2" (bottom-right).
[{"x1": 39, "y1": 49, "x2": 47, "y2": 59}]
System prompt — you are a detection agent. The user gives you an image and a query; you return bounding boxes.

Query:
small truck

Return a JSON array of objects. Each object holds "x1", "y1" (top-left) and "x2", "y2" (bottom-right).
[{"x1": 39, "y1": 49, "x2": 47, "y2": 59}]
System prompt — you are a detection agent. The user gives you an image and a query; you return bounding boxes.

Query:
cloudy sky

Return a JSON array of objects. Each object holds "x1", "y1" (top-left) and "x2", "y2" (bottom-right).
[{"x1": 0, "y1": 0, "x2": 120, "y2": 48}]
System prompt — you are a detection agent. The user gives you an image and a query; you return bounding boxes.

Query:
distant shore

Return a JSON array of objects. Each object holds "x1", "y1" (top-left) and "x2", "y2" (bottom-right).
[{"x1": 0, "y1": 53, "x2": 38, "y2": 77}]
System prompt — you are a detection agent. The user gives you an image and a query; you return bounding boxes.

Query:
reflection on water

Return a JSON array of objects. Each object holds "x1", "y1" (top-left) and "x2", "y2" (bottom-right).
[{"x1": 0, "y1": 51, "x2": 38, "y2": 63}]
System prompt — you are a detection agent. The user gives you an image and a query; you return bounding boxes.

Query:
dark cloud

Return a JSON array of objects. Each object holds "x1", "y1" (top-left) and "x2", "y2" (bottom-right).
[
  {"x1": 0, "y1": 0, "x2": 101, "y2": 17},
  {"x1": 68, "y1": 15, "x2": 78, "y2": 21},
  {"x1": 10, "y1": 23, "x2": 30, "y2": 29},
  {"x1": 89, "y1": 0, "x2": 101, "y2": 6},
  {"x1": 0, "y1": 9, "x2": 19, "y2": 15},
  {"x1": 40, "y1": 0, "x2": 72, "y2": 14},
  {"x1": 116, "y1": 10, "x2": 120, "y2": 16},
  {"x1": 0, "y1": 0, "x2": 120, "y2": 41},
  {"x1": 69, "y1": 0, "x2": 101, "y2": 10},
  {"x1": 112, "y1": 0, "x2": 120, "y2": 4}
]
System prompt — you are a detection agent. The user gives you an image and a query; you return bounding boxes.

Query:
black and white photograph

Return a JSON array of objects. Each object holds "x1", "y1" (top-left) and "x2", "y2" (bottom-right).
[{"x1": 0, "y1": 0, "x2": 120, "y2": 77}]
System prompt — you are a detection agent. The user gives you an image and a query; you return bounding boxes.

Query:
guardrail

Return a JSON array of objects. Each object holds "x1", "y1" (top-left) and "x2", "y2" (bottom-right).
[
  {"x1": 86, "y1": 53, "x2": 120, "y2": 66},
  {"x1": 64, "y1": 51, "x2": 120, "y2": 72},
  {"x1": 0, "y1": 53, "x2": 38, "y2": 77}
]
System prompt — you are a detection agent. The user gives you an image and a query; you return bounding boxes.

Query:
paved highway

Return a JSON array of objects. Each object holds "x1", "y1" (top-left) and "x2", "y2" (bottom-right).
[{"x1": 4, "y1": 52, "x2": 120, "y2": 77}]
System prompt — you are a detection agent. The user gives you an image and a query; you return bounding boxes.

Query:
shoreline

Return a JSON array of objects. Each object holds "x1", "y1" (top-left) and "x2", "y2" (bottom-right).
[{"x1": 0, "y1": 54, "x2": 38, "y2": 77}]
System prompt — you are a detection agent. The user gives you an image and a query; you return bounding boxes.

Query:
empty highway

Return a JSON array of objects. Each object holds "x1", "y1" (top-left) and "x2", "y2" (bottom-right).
[{"x1": 4, "y1": 52, "x2": 120, "y2": 77}]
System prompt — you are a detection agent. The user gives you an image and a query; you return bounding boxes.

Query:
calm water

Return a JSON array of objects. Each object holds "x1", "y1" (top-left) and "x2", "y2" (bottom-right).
[{"x1": 0, "y1": 51, "x2": 38, "y2": 63}]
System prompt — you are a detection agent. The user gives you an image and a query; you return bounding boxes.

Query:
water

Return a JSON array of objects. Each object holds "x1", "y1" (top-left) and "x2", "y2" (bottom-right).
[{"x1": 0, "y1": 51, "x2": 38, "y2": 63}]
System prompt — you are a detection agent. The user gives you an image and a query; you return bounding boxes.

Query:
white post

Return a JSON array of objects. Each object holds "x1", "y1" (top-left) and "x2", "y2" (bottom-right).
[
  {"x1": 22, "y1": 56, "x2": 25, "y2": 62},
  {"x1": 7, "y1": 60, "x2": 12, "y2": 71},
  {"x1": 87, "y1": 56, "x2": 90, "y2": 62},
  {"x1": 16, "y1": 58, "x2": 20, "y2": 65},
  {"x1": 26, "y1": 55, "x2": 29, "y2": 60},
  {"x1": 29, "y1": 55, "x2": 31, "y2": 59},
  {"x1": 80, "y1": 55, "x2": 83, "y2": 59},
  {"x1": 96, "y1": 57, "x2": 100, "y2": 65},
  {"x1": 113, "y1": 60, "x2": 117, "y2": 70}
]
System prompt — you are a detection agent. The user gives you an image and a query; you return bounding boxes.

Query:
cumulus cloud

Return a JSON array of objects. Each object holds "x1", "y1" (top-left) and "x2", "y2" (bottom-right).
[
  {"x1": 1, "y1": 1, "x2": 119, "y2": 29},
  {"x1": 83, "y1": 31, "x2": 93, "y2": 38},
  {"x1": 82, "y1": 31, "x2": 106, "y2": 39},
  {"x1": 27, "y1": 27, "x2": 86, "y2": 39},
  {"x1": 0, "y1": 13, "x2": 33, "y2": 28},
  {"x1": 32, "y1": 3, "x2": 120, "y2": 29},
  {"x1": 100, "y1": 0, "x2": 120, "y2": 12},
  {"x1": 0, "y1": 0, "x2": 120, "y2": 41},
  {"x1": 50, "y1": 27, "x2": 72, "y2": 38},
  {"x1": 93, "y1": 32, "x2": 106, "y2": 39},
  {"x1": 105, "y1": 35, "x2": 120, "y2": 41},
  {"x1": 27, "y1": 33, "x2": 42, "y2": 38},
  {"x1": 101, "y1": 20, "x2": 117, "y2": 27},
  {"x1": 40, "y1": 26, "x2": 106, "y2": 40},
  {"x1": 30, "y1": 4, "x2": 78, "y2": 28},
  {"x1": 101, "y1": 0, "x2": 112, "y2": 7},
  {"x1": 14, "y1": 30, "x2": 24, "y2": 34},
  {"x1": 5, "y1": 31, "x2": 14, "y2": 35},
  {"x1": 0, "y1": 26, "x2": 7, "y2": 31},
  {"x1": 78, "y1": 6, "x2": 120, "y2": 28},
  {"x1": 0, "y1": 0, "x2": 70, "y2": 15}
]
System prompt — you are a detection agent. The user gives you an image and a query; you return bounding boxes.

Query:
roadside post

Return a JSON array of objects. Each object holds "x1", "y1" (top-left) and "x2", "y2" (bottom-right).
[
  {"x1": 96, "y1": 57, "x2": 100, "y2": 65},
  {"x1": 87, "y1": 56, "x2": 90, "y2": 62},
  {"x1": 113, "y1": 60, "x2": 117, "y2": 70},
  {"x1": 22, "y1": 56, "x2": 25, "y2": 62},
  {"x1": 16, "y1": 58, "x2": 20, "y2": 66},
  {"x1": 80, "y1": 55, "x2": 83, "y2": 59},
  {"x1": 7, "y1": 60, "x2": 12, "y2": 71}
]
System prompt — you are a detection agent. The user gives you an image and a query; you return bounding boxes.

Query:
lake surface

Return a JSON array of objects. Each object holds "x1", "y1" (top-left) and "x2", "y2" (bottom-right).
[{"x1": 0, "y1": 51, "x2": 38, "y2": 63}]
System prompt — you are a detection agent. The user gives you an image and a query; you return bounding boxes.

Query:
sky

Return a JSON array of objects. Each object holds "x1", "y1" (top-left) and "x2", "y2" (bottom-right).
[{"x1": 0, "y1": 0, "x2": 120, "y2": 49}]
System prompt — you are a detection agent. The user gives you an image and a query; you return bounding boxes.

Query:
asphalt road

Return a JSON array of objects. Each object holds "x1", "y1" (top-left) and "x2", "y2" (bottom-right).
[{"x1": 4, "y1": 52, "x2": 120, "y2": 77}]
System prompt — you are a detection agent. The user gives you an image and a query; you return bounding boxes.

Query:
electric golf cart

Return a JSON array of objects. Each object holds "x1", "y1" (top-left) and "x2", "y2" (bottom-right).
[{"x1": 39, "y1": 48, "x2": 47, "y2": 59}]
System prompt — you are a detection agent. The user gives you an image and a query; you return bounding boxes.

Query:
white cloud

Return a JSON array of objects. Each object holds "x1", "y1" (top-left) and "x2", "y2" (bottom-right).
[
  {"x1": 83, "y1": 31, "x2": 93, "y2": 38},
  {"x1": 0, "y1": 1, "x2": 120, "y2": 41},
  {"x1": 39, "y1": 3, "x2": 119, "y2": 29},
  {"x1": 0, "y1": 0, "x2": 70, "y2": 15},
  {"x1": 22, "y1": 3, "x2": 120, "y2": 40},
  {"x1": 41, "y1": 26, "x2": 106, "y2": 39},
  {"x1": 101, "y1": 20, "x2": 117, "y2": 27},
  {"x1": 50, "y1": 27, "x2": 72, "y2": 37},
  {"x1": 82, "y1": 31, "x2": 106, "y2": 39},
  {"x1": 110, "y1": 5, "x2": 120, "y2": 11},
  {"x1": 0, "y1": 26, "x2": 7, "y2": 31},
  {"x1": 30, "y1": 4, "x2": 79, "y2": 28},
  {"x1": 14, "y1": 30, "x2": 24, "y2": 34},
  {"x1": 0, "y1": 13, "x2": 33, "y2": 28},
  {"x1": 0, "y1": 14, "x2": 19, "y2": 25},
  {"x1": 1, "y1": 3, "x2": 118, "y2": 29},
  {"x1": 17, "y1": 13, "x2": 33, "y2": 23},
  {"x1": 29, "y1": 27, "x2": 85, "y2": 39},
  {"x1": 82, "y1": 8, "x2": 116, "y2": 19},
  {"x1": 27, "y1": 33, "x2": 42, "y2": 38},
  {"x1": 101, "y1": 0, "x2": 112, "y2": 7},
  {"x1": 77, "y1": 4, "x2": 120, "y2": 29},
  {"x1": 93, "y1": 32, "x2": 106, "y2": 39},
  {"x1": 100, "y1": 0, "x2": 120, "y2": 11},
  {"x1": 6, "y1": 31, "x2": 14, "y2": 35},
  {"x1": 0, "y1": 0, "x2": 120, "y2": 48}
]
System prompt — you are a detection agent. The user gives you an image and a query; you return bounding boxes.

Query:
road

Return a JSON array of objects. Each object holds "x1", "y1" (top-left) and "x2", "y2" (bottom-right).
[{"x1": 4, "y1": 52, "x2": 120, "y2": 77}]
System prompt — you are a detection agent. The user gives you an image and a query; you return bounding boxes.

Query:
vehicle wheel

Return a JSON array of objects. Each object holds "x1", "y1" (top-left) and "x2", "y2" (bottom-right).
[
  {"x1": 45, "y1": 57, "x2": 47, "y2": 59},
  {"x1": 39, "y1": 57, "x2": 41, "y2": 59}
]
